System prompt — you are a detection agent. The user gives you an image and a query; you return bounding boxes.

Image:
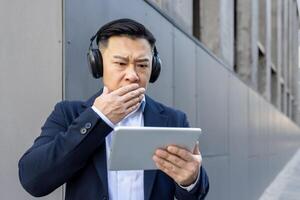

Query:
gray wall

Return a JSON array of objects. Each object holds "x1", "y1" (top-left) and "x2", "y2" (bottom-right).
[
  {"x1": 1, "y1": 0, "x2": 300, "y2": 199},
  {"x1": 0, "y1": 0, "x2": 63, "y2": 199},
  {"x1": 64, "y1": 0, "x2": 300, "y2": 200}
]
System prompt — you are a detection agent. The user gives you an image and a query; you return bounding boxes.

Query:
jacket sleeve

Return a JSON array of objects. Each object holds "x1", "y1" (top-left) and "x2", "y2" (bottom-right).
[
  {"x1": 18, "y1": 101, "x2": 113, "y2": 197},
  {"x1": 174, "y1": 113, "x2": 210, "y2": 200}
]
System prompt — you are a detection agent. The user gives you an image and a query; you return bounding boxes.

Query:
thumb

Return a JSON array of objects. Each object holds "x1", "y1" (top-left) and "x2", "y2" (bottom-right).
[
  {"x1": 193, "y1": 141, "x2": 202, "y2": 164},
  {"x1": 193, "y1": 141, "x2": 200, "y2": 155},
  {"x1": 103, "y1": 86, "x2": 109, "y2": 94}
]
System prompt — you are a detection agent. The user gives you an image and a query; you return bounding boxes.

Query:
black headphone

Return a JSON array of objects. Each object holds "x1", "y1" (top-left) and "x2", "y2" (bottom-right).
[{"x1": 87, "y1": 33, "x2": 161, "y2": 83}]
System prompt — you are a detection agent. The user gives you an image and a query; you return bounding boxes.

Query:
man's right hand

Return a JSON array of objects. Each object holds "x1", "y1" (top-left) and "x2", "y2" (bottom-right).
[{"x1": 93, "y1": 83, "x2": 145, "y2": 124}]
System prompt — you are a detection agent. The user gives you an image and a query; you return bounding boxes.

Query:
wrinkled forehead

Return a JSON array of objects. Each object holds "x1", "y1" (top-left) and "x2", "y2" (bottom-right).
[{"x1": 104, "y1": 36, "x2": 153, "y2": 58}]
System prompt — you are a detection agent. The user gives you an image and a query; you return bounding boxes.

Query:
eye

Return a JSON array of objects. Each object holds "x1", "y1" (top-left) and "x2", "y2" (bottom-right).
[
  {"x1": 138, "y1": 64, "x2": 148, "y2": 68},
  {"x1": 115, "y1": 62, "x2": 126, "y2": 66}
]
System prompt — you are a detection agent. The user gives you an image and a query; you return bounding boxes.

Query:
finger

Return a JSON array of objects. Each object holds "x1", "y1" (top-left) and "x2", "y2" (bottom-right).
[
  {"x1": 154, "y1": 161, "x2": 176, "y2": 179},
  {"x1": 167, "y1": 146, "x2": 194, "y2": 162},
  {"x1": 193, "y1": 141, "x2": 200, "y2": 155},
  {"x1": 124, "y1": 95, "x2": 143, "y2": 109},
  {"x1": 124, "y1": 102, "x2": 140, "y2": 116},
  {"x1": 155, "y1": 149, "x2": 186, "y2": 168},
  {"x1": 153, "y1": 155, "x2": 180, "y2": 174},
  {"x1": 111, "y1": 84, "x2": 139, "y2": 96},
  {"x1": 153, "y1": 156, "x2": 194, "y2": 186},
  {"x1": 192, "y1": 142, "x2": 202, "y2": 164},
  {"x1": 121, "y1": 88, "x2": 145, "y2": 102}
]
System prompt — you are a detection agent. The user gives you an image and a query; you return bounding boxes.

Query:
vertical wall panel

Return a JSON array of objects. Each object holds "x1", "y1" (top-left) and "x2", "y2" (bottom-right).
[
  {"x1": 196, "y1": 46, "x2": 229, "y2": 156},
  {"x1": 143, "y1": 11, "x2": 174, "y2": 106},
  {"x1": 0, "y1": 0, "x2": 63, "y2": 199},
  {"x1": 173, "y1": 29, "x2": 197, "y2": 126},
  {"x1": 248, "y1": 89, "x2": 262, "y2": 157},
  {"x1": 228, "y1": 74, "x2": 249, "y2": 200},
  {"x1": 203, "y1": 156, "x2": 230, "y2": 200},
  {"x1": 65, "y1": 0, "x2": 108, "y2": 100}
]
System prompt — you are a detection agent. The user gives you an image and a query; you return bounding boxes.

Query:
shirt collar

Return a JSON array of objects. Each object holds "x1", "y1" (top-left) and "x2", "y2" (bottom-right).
[{"x1": 140, "y1": 96, "x2": 146, "y2": 112}]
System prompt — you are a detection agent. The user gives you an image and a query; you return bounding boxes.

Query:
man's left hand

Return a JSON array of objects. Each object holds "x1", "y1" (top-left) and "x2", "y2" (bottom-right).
[{"x1": 152, "y1": 143, "x2": 202, "y2": 186}]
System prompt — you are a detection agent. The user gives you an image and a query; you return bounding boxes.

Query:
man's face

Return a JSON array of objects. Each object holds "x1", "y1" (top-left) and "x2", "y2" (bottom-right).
[{"x1": 101, "y1": 36, "x2": 153, "y2": 91}]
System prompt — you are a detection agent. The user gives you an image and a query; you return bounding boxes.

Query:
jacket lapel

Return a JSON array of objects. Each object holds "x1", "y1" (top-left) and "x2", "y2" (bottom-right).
[
  {"x1": 143, "y1": 98, "x2": 169, "y2": 128},
  {"x1": 93, "y1": 144, "x2": 109, "y2": 196},
  {"x1": 82, "y1": 89, "x2": 110, "y2": 195},
  {"x1": 143, "y1": 96, "x2": 169, "y2": 200},
  {"x1": 82, "y1": 89, "x2": 103, "y2": 108}
]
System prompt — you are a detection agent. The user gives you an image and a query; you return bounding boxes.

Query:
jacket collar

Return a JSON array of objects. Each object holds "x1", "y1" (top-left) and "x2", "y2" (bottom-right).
[{"x1": 82, "y1": 88, "x2": 104, "y2": 108}]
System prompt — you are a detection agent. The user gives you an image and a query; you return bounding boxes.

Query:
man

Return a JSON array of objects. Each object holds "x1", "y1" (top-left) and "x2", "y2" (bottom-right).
[{"x1": 19, "y1": 18, "x2": 209, "y2": 200}]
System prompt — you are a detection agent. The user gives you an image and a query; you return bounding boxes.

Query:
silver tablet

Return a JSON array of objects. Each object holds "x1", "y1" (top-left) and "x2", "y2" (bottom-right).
[{"x1": 108, "y1": 126, "x2": 201, "y2": 171}]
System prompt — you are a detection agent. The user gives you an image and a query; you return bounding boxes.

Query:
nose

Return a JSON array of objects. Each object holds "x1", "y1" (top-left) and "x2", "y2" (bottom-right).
[{"x1": 125, "y1": 66, "x2": 139, "y2": 83}]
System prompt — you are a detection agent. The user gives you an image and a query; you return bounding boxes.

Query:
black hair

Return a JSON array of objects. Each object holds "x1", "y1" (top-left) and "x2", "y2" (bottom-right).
[{"x1": 95, "y1": 18, "x2": 156, "y2": 48}]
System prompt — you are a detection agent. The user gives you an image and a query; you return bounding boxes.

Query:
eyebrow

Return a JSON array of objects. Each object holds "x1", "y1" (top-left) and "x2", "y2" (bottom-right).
[
  {"x1": 113, "y1": 55, "x2": 129, "y2": 61},
  {"x1": 135, "y1": 58, "x2": 150, "y2": 62},
  {"x1": 112, "y1": 55, "x2": 150, "y2": 62}
]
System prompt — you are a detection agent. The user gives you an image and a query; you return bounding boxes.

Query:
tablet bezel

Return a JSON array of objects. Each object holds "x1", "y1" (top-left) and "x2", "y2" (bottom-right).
[{"x1": 108, "y1": 126, "x2": 202, "y2": 171}]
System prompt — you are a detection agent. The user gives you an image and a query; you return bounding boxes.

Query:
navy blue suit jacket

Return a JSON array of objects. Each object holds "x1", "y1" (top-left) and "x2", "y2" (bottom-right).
[{"x1": 19, "y1": 90, "x2": 209, "y2": 200}]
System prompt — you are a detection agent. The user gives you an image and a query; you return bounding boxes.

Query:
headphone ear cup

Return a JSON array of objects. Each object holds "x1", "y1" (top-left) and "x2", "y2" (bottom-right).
[
  {"x1": 150, "y1": 55, "x2": 161, "y2": 83},
  {"x1": 87, "y1": 48, "x2": 103, "y2": 78}
]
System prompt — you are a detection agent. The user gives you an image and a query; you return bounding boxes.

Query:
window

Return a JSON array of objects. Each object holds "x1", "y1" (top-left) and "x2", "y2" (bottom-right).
[
  {"x1": 287, "y1": 92, "x2": 290, "y2": 116},
  {"x1": 271, "y1": 68, "x2": 278, "y2": 106},
  {"x1": 258, "y1": 44, "x2": 267, "y2": 96}
]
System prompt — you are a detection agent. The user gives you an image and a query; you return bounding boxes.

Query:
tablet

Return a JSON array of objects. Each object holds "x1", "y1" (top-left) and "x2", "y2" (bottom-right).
[{"x1": 108, "y1": 126, "x2": 201, "y2": 171}]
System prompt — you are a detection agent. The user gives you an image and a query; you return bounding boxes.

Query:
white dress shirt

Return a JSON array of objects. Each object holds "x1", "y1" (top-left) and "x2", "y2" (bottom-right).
[{"x1": 92, "y1": 97, "x2": 199, "y2": 200}]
